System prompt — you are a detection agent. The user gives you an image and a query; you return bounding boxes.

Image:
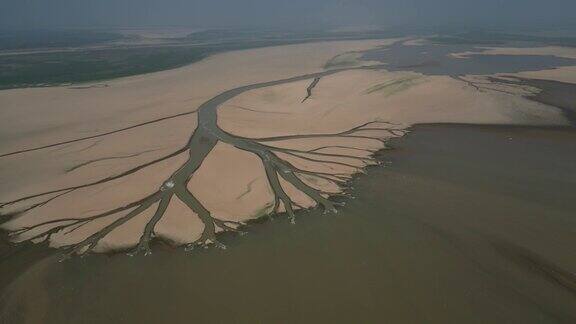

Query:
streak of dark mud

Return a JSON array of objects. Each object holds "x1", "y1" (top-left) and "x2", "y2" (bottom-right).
[
  {"x1": 0, "y1": 110, "x2": 198, "y2": 158},
  {"x1": 494, "y1": 240, "x2": 576, "y2": 296},
  {"x1": 64, "y1": 149, "x2": 160, "y2": 173},
  {"x1": 302, "y1": 77, "x2": 321, "y2": 103}
]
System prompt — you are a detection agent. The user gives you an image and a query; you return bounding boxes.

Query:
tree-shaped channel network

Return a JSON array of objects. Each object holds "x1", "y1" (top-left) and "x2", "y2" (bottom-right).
[{"x1": 0, "y1": 67, "x2": 407, "y2": 258}]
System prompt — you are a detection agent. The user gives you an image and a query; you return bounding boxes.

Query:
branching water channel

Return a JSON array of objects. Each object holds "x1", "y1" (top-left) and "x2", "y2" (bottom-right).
[{"x1": 0, "y1": 64, "x2": 407, "y2": 257}]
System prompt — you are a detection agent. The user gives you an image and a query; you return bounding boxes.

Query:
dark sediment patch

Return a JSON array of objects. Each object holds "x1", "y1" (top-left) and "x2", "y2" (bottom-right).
[{"x1": 301, "y1": 77, "x2": 321, "y2": 103}]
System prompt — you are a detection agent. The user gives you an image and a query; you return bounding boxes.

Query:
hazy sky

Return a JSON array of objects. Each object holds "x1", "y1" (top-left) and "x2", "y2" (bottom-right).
[{"x1": 1, "y1": 0, "x2": 575, "y2": 29}]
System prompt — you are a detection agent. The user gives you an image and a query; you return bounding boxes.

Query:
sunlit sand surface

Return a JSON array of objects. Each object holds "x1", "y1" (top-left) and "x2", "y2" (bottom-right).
[{"x1": 0, "y1": 38, "x2": 574, "y2": 255}]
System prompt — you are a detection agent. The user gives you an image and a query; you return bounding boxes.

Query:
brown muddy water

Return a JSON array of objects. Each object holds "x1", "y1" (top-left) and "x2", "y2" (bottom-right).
[{"x1": 1, "y1": 124, "x2": 576, "y2": 323}]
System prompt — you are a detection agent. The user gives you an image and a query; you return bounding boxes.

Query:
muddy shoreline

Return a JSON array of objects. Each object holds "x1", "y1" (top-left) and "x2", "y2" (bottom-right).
[
  {"x1": 2, "y1": 123, "x2": 575, "y2": 323},
  {"x1": 493, "y1": 77, "x2": 576, "y2": 126}
]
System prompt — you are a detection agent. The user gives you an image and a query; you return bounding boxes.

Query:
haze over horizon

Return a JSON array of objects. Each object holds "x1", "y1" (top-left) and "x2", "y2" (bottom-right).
[{"x1": 1, "y1": 0, "x2": 576, "y2": 30}]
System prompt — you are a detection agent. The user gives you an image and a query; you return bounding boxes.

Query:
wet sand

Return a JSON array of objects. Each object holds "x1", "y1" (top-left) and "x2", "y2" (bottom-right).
[
  {"x1": 491, "y1": 77, "x2": 576, "y2": 125},
  {"x1": 2, "y1": 124, "x2": 575, "y2": 323}
]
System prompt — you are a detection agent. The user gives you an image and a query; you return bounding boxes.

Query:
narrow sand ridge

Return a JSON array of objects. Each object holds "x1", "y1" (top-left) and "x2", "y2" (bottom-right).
[{"x1": 0, "y1": 39, "x2": 573, "y2": 255}]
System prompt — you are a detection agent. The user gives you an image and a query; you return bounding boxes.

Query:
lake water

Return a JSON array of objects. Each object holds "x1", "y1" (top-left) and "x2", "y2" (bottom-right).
[
  {"x1": 362, "y1": 41, "x2": 576, "y2": 75},
  {"x1": 2, "y1": 124, "x2": 575, "y2": 323}
]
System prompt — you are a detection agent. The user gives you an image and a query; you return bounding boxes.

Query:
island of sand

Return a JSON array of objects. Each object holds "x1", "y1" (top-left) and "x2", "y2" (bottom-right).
[{"x1": 0, "y1": 38, "x2": 574, "y2": 256}]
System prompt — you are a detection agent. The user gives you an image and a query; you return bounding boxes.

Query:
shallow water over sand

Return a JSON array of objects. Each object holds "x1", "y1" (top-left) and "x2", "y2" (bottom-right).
[
  {"x1": 1, "y1": 124, "x2": 576, "y2": 323},
  {"x1": 362, "y1": 41, "x2": 576, "y2": 75}
]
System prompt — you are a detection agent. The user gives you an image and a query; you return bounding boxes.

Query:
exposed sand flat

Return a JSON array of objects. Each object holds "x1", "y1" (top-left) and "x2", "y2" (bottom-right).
[
  {"x1": 3, "y1": 152, "x2": 190, "y2": 247},
  {"x1": 0, "y1": 113, "x2": 197, "y2": 201},
  {"x1": 0, "y1": 39, "x2": 396, "y2": 252},
  {"x1": 187, "y1": 142, "x2": 276, "y2": 222},
  {"x1": 0, "y1": 39, "x2": 393, "y2": 154},
  {"x1": 219, "y1": 69, "x2": 567, "y2": 139},
  {"x1": 1, "y1": 39, "x2": 574, "y2": 254}
]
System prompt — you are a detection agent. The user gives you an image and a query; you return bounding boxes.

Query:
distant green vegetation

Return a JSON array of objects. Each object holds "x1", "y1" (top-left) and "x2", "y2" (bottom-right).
[
  {"x1": 3, "y1": 28, "x2": 576, "y2": 91},
  {"x1": 0, "y1": 46, "x2": 213, "y2": 89},
  {"x1": 0, "y1": 30, "x2": 127, "y2": 50},
  {"x1": 0, "y1": 40, "x2": 307, "y2": 90},
  {"x1": 0, "y1": 28, "x2": 410, "y2": 90},
  {"x1": 186, "y1": 28, "x2": 404, "y2": 43}
]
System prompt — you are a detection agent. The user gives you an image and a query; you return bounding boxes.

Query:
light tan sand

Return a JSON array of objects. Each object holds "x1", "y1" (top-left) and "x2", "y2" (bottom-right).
[
  {"x1": 219, "y1": 69, "x2": 567, "y2": 139},
  {"x1": 0, "y1": 39, "x2": 573, "y2": 253},
  {"x1": 0, "y1": 39, "x2": 393, "y2": 154},
  {"x1": 187, "y1": 142, "x2": 276, "y2": 222},
  {"x1": 0, "y1": 113, "x2": 196, "y2": 201}
]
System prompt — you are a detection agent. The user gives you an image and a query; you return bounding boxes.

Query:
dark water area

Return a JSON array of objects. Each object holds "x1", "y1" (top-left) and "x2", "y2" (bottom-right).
[
  {"x1": 362, "y1": 41, "x2": 576, "y2": 75},
  {"x1": 2, "y1": 124, "x2": 576, "y2": 323}
]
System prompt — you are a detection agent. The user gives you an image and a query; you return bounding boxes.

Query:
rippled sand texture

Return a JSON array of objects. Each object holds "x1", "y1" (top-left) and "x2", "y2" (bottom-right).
[{"x1": 0, "y1": 39, "x2": 574, "y2": 255}]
